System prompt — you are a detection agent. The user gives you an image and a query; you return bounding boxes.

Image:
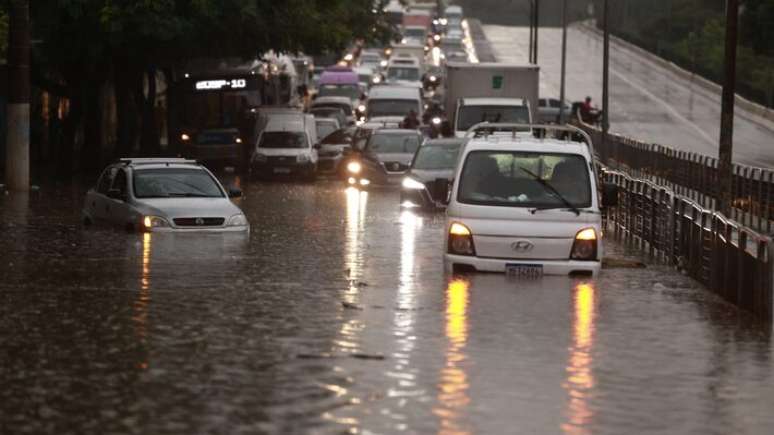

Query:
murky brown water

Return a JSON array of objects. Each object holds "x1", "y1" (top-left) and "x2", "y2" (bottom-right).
[{"x1": 1, "y1": 180, "x2": 772, "y2": 434}]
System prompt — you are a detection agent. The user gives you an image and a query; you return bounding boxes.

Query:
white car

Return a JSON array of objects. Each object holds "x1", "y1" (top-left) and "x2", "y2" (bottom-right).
[
  {"x1": 82, "y1": 158, "x2": 249, "y2": 233},
  {"x1": 251, "y1": 112, "x2": 319, "y2": 180},
  {"x1": 442, "y1": 123, "x2": 619, "y2": 277}
]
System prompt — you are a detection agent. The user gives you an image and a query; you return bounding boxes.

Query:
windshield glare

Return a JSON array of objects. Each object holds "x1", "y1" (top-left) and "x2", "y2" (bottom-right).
[
  {"x1": 368, "y1": 134, "x2": 420, "y2": 154},
  {"x1": 413, "y1": 143, "x2": 462, "y2": 170},
  {"x1": 458, "y1": 151, "x2": 591, "y2": 208},
  {"x1": 387, "y1": 67, "x2": 420, "y2": 81},
  {"x1": 368, "y1": 99, "x2": 418, "y2": 118},
  {"x1": 259, "y1": 132, "x2": 308, "y2": 149},
  {"x1": 133, "y1": 168, "x2": 224, "y2": 199},
  {"x1": 457, "y1": 106, "x2": 531, "y2": 131},
  {"x1": 318, "y1": 84, "x2": 360, "y2": 99}
]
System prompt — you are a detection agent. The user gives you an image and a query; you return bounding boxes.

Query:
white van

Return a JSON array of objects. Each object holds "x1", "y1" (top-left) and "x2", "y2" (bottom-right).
[
  {"x1": 366, "y1": 85, "x2": 423, "y2": 125},
  {"x1": 454, "y1": 98, "x2": 532, "y2": 138},
  {"x1": 442, "y1": 123, "x2": 619, "y2": 277},
  {"x1": 250, "y1": 112, "x2": 319, "y2": 180}
]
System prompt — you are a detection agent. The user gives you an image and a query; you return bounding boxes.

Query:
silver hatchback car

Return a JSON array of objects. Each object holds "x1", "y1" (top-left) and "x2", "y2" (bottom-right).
[{"x1": 82, "y1": 158, "x2": 249, "y2": 232}]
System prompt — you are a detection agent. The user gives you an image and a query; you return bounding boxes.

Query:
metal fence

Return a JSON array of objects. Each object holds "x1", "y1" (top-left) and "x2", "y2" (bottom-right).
[
  {"x1": 603, "y1": 169, "x2": 773, "y2": 321},
  {"x1": 578, "y1": 122, "x2": 774, "y2": 234}
]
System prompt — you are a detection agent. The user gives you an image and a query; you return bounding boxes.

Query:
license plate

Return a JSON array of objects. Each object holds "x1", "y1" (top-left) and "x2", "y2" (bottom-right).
[
  {"x1": 273, "y1": 167, "x2": 291, "y2": 174},
  {"x1": 506, "y1": 264, "x2": 543, "y2": 279}
]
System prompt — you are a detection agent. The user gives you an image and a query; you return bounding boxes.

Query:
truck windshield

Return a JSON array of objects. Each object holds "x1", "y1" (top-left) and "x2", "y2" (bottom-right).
[
  {"x1": 368, "y1": 99, "x2": 418, "y2": 117},
  {"x1": 387, "y1": 67, "x2": 420, "y2": 81},
  {"x1": 368, "y1": 134, "x2": 420, "y2": 155},
  {"x1": 318, "y1": 84, "x2": 360, "y2": 100},
  {"x1": 412, "y1": 142, "x2": 462, "y2": 170},
  {"x1": 457, "y1": 151, "x2": 591, "y2": 208},
  {"x1": 259, "y1": 132, "x2": 308, "y2": 149},
  {"x1": 133, "y1": 168, "x2": 224, "y2": 199},
  {"x1": 457, "y1": 105, "x2": 531, "y2": 131}
]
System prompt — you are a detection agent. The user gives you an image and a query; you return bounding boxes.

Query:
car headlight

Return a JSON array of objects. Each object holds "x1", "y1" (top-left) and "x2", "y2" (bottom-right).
[
  {"x1": 227, "y1": 214, "x2": 248, "y2": 227},
  {"x1": 181, "y1": 133, "x2": 191, "y2": 141},
  {"x1": 429, "y1": 75, "x2": 437, "y2": 82},
  {"x1": 372, "y1": 76, "x2": 382, "y2": 84},
  {"x1": 297, "y1": 154, "x2": 311, "y2": 163},
  {"x1": 380, "y1": 60, "x2": 389, "y2": 68},
  {"x1": 253, "y1": 153, "x2": 267, "y2": 162},
  {"x1": 347, "y1": 161, "x2": 362, "y2": 174},
  {"x1": 432, "y1": 117, "x2": 442, "y2": 125},
  {"x1": 570, "y1": 228, "x2": 598, "y2": 261},
  {"x1": 357, "y1": 104, "x2": 367, "y2": 113},
  {"x1": 402, "y1": 177, "x2": 425, "y2": 190},
  {"x1": 143, "y1": 216, "x2": 169, "y2": 230}
]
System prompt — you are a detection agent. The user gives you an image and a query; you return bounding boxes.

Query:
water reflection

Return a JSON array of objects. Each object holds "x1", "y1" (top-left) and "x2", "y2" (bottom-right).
[
  {"x1": 435, "y1": 278, "x2": 471, "y2": 435},
  {"x1": 133, "y1": 233, "x2": 152, "y2": 368},
  {"x1": 563, "y1": 282, "x2": 597, "y2": 435},
  {"x1": 344, "y1": 187, "x2": 368, "y2": 305}
]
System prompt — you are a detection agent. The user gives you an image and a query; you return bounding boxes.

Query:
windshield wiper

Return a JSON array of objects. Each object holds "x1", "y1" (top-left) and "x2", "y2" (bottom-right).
[
  {"x1": 518, "y1": 167, "x2": 581, "y2": 216},
  {"x1": 167, "y1": 192, "x2": 213, "y2": 198}
]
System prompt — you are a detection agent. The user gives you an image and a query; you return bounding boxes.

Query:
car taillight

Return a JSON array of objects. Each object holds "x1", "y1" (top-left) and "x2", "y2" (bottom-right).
[
  {"x1": 448, "y1": 222, "x2": 475, "y2": 256},
  {"x1": 570, "y1": 228, "x2": 598, "y2": 261}
]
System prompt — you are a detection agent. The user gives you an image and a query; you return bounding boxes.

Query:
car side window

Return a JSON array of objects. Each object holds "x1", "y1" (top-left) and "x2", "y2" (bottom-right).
[
  {"x1": 112, "y1": 169, "x2": 128, "y2": 195},
  {"x1": 97, "y1": 167, "x2": 117, "y2": 194}
]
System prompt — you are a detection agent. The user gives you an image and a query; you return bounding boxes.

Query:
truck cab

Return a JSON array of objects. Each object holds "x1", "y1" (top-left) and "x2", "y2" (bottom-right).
[
  {"x1": 454, "y1": 98, "x2": 532, "y2": 138},
  {"x1": 443, "y1": 123, "x2": 619, "y2": 277}
]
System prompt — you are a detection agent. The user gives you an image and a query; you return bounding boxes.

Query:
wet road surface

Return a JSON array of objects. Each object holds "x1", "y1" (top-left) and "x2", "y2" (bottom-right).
[
  {"x1": 484, "y1": 24, "x2": 774, "y2": 169},
  {"x1": 1, "y1": 179, "x2": 773, "y2": 434}
]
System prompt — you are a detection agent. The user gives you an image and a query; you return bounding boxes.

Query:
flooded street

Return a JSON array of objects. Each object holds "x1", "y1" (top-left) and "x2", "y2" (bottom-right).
[{"x1": 1, "y1": 180, "x2": 773, "y2": 434}]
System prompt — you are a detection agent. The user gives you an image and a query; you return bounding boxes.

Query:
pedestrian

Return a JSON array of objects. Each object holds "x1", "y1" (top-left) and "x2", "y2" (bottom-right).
[{"x1": 402, "y1": 109, "x2": 420, "y2": 129}]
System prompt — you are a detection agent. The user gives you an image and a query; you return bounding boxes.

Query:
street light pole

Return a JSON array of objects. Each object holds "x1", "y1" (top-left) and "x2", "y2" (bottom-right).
[
  {"x1": 528, "y1": 0, "x2": 534, "y2": 63},
  {"x1": 5, "y1": 0, "x2": 30, "y2": 192},
  {"x1": 718, "y1": 0, "x2": 739, "y2": 215},
  {"x1": 602, "y1": 0, "x2": 610, "y2": 153},
  {"x1": 533, "y1": 0, "x2": 540, "y2": 64},
  {"x1": 559, "y1": 0, "x2": 568, "y2": 124}
]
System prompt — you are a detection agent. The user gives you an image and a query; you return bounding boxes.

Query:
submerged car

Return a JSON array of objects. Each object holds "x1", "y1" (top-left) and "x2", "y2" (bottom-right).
[
  {"x1": 442, "y1": 123, "x2": 619, "y2": 277},
  {"x1": 82, "y1": 158, "x2": 248, "y2": 233},
  {"x1": 400, "y1": 138, "x2": 465, "y2": 209},
  {"x1": 344, "y1": 128, "x2": 423, "y2": 186}
]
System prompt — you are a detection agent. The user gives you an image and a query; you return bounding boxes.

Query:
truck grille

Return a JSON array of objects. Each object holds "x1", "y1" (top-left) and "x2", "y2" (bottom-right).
[{"x1": 173, "y1": 217, "x2": 225, "y2": 227}]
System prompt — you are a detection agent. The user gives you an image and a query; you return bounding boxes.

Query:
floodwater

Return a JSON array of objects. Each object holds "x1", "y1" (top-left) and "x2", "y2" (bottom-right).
[{"x1": 1, "y1": 180, "x2": 773, "y2": 434}]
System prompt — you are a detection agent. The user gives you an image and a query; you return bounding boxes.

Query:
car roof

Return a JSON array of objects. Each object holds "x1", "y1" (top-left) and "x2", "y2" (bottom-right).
[
  {"x1": 315, "y1": 117, "x2": 339, "y2": 124},
  {"x1": 423, "y1": 138, "x2": 467, "y2": 146},
  {"x1": 372, "y1": 128, "x2": 420, "y2": 135},
  {"x1": 118, "y1": 158, "x2": 200, "y2": 167},
  {"x1": 313, "y1": 96, "x2": 353, "y2": 105},
  {"x1": 460, "y1": 97, "x2": 528, "y2": 106},
  {"x1": 462, "y1": 136, "x2": 591, "y2": 159},
  {"x1": 368, "y1": 86, "x2": 421, "y2": 99}
]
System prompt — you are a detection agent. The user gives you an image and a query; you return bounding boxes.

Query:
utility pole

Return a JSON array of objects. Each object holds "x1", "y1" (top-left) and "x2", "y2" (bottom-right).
[
  {"x1": 528, "y1": 1, "x2": 534, "y2": 63},
  {"x1": 559, "y1": 0, "x2": 568, "y2": 124},
  {"x1": 602, "y1": 0, "x2": 611, "y2": 157},
  {"x1": 533, "y1": 0, "x2": 540, "y2": 64},
  {"x1": 5, "y1": 0, "x2": 31, "y2": 192},
  {"x1": 718, "y1": 0, "x2": 739, "y2": 215}
]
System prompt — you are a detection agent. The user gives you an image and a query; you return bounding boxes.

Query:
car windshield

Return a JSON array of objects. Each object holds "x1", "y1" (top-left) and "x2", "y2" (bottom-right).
[
  {"x1": 405, "y1": 28, "x2": 425, "y2": 38},
  {"x1": 458, "y1": 151, "x2": 591, "y2": 208},
  {"x1": 457, "y1": 105, "x2": 531, "y2": 131},
  {"x1": 259, "y1": 131, "x2": 308, "y2": 149},
  {"x1": 313, "y1": 103, "x2": 351, "y2": 114},
  {"x1": 316, "y1": 122, "x2": 338, "y2": 140},
  {"x1": 133, "y1": 168, "x2": 224, "y2": 199},
  {"x1": 387, "y1": 67, "x2": 420, "y2": 81},
  {"x1": 412, "y1": 142, "x2": 462, "y2": 170},
  {"x1": 368, "y1": 133, "x2": 420, "y2": 154},
  {"x1": 318, "y1": 84, "x2": 360, "y2": 100},
  {"x1": 368, "y1": 99, "x2": 418, "y2": 117}
]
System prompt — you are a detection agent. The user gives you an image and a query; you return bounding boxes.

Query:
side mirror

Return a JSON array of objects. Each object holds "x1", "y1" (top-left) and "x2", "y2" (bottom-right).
[
  {"x1": 228, "y1": 187, "x2": 243, "y2": 198},
  {"x1": 433, "y1": 178, "x2": 452, "y2": 205},
  {"x1": 313, "y1": 142, "x2": 322, "y2": 150},
  {"x1": 601, "y1": 182, "x2": 620, "y2": 208},
  {"x1": 107, "y1": 189, "x2": 125, "y2": 201}
]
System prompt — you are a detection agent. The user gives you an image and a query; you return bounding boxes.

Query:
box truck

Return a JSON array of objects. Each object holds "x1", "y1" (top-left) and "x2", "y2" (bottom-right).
[{"x1": 444, "y1": 62, "x2": 540, "y2": 137}]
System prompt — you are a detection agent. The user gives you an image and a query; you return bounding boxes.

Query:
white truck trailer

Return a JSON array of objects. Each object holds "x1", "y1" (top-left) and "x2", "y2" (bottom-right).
[{"x1": 444, "y1": 62, "x2": 540, "y2": 136}]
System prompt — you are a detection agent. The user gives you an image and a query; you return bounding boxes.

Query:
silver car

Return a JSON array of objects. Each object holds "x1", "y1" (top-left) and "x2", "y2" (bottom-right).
[{"x1": 82, "y1": 158, "x2": 249, "y2": 233}]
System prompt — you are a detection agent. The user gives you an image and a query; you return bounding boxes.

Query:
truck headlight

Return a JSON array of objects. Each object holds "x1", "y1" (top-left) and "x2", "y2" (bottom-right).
[
  {"x1": 143, "y1": 216, "x2": 169, "y2": 230},
  {"x1": 347, "y1": 161, "x2": 362, "y2": 174},
  {"x1": 448, "y1": 223, "x2": 475, "y2": 256},
  {"x1": 570, "y1": 228, "x2": 598, "y2": 261},
  {"x1": 227, "y1": 214, "x2": 248, "y2": 227},
  {"x1": 402, "y1": 177, "x2": 425, "y2": 190}
]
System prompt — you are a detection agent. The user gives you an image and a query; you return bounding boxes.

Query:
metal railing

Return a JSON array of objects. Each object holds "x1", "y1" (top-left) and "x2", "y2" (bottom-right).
[
  {"x1": 577, "y1": 121, "x2": 774, "y2": 233},
  {"x1": 603, "y1": 169, "x2": 773, "y2": 321}
]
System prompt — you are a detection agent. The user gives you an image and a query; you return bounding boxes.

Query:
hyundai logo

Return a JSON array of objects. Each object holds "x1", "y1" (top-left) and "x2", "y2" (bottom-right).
[
  {"x1": 511, "y1": 240, "x2": 534, "y2": 252},
  {"x1": 195, "y1": 218, "x2": 205, "y2": 226}
]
